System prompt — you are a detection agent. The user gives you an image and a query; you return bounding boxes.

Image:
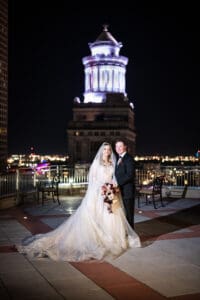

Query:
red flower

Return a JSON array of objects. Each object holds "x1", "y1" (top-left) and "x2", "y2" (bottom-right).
[{"x1": 101, "y1": 183, "x2": 119, "y2": 213}]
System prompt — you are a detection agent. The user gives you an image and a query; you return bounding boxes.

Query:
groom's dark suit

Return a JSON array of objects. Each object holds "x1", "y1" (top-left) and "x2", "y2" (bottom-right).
[{"x1": 115, "y1": 152, "x2": 135, "y2": 228}]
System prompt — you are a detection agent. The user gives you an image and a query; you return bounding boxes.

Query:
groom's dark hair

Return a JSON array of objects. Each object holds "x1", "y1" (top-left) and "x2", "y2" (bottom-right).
[{"x1": 115, "y1": 139, "x2": 128, "y2": 146}]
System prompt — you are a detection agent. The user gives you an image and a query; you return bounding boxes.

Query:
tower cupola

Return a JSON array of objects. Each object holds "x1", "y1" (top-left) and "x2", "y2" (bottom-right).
[{"x1": 82, "y1": 25, "x2": 128, "y2": 103}]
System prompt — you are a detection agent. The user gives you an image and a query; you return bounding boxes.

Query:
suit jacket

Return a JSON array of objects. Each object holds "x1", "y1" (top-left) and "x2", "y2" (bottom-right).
[{"x1": 115, "y1": 152, "x2": 135, "y2": 199}]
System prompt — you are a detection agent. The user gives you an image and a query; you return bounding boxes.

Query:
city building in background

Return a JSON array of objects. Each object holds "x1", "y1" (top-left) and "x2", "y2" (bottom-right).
[
  {"x1": 7, "y1": 153, "x2": 69, "y2": 169},
  {"x1": 6, "y1": 153, "x2": 200, "y2": 190},
  {"x1": 67, "y1": 25, "x2": 136, "y2": 163},
  {"x1": 0, "y1": 0, "x2": 8, "y2": 172},
  {"x1": 7, "y1": 153, "x2": 199, "y2": 169}
]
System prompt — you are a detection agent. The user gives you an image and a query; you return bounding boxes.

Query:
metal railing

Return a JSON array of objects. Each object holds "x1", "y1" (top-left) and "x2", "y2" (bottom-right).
[
  {"x1": 1, "y1": 165, "x2": 200, "y2": 200},
  {"x1": 136, "y1": 166, "x2": 200, "y2": 187}
]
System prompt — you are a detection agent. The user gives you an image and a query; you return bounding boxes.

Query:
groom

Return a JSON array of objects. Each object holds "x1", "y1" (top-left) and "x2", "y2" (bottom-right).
[{"x1": 115, "y1": 139, "x2": 136, "y2": 229}]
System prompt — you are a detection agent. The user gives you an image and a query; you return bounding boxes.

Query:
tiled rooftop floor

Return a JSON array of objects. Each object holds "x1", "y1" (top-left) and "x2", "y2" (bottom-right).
[{"x1": 0, "y1": 196, "x2": 200, "y2": 299}]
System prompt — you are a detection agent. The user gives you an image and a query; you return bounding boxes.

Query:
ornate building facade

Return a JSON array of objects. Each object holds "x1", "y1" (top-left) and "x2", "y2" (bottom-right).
[
  {"x1": 67, "y1": 26, "x2": 136, "y2": 163},
  {"x1": 0, "y1": 0, "x2": 8, "y2": 172}
]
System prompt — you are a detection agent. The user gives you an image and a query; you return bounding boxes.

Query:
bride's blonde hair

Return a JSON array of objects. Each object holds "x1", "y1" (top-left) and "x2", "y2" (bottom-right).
[
  {"x1": 100, "y1": 142, "x2": 113, "y2": 166},
  {"x1": 88, "y1": 142, "x2": 116, "y2": 185}
]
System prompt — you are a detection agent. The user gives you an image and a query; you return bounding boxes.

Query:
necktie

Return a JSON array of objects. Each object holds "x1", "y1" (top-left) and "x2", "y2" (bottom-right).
[{"x1": 117, "y1": 156, "x2": 122, "y2": 165}]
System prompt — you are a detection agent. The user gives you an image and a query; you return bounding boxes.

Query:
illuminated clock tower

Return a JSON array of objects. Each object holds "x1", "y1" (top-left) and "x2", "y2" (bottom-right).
[{"x1": 67, "y1": 25, "x2": 136, "y2": 163}]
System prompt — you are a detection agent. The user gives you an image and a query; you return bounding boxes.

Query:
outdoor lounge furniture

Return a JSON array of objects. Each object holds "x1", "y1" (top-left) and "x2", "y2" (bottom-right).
[
  {"x1": 37, "y1": 176, "x2": 60, "y2": 205},
  {"x1": 137, "y1": 176, "x2": 164, "y2": 209}
]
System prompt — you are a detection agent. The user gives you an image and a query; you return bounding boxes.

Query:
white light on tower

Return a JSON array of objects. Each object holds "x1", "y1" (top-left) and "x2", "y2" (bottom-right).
[{"x1": 82, "y1": 25, "x2": 128, "y2": 103}]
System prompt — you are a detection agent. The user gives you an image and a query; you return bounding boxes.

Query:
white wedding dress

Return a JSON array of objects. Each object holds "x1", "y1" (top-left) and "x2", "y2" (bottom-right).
[{"x1": 17, "y1": 144, "x2": 141, "y2": 262}]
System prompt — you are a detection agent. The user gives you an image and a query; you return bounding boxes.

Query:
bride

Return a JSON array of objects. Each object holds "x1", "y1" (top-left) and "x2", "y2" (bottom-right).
[{"x1": 16, "y1": 142, "x2": 141, "y2": 261}]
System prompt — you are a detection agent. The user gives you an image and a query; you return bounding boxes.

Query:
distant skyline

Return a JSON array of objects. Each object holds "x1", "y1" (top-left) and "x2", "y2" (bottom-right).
[{"x1": 8, "y1": 2, "x2": 199, "y2": 156}]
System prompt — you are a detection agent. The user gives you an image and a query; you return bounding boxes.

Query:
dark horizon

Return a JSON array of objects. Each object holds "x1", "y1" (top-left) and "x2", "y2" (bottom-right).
[{"x1": 8, "y1": 2, "x2": 200, "y2": 156}]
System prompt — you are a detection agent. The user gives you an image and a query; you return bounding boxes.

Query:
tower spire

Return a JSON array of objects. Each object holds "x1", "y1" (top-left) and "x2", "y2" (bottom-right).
[{"x1": 102, "y1": 24, "x2": 109, "y2": 32}]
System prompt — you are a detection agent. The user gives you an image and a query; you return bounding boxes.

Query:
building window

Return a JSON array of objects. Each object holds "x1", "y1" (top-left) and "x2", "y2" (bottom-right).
[
  {"x1": 76, "y1": 141, "x2": 81, "y2": 153},
  {"x1": 77, "y1": 115, "x2": 86, "y2": 120}
]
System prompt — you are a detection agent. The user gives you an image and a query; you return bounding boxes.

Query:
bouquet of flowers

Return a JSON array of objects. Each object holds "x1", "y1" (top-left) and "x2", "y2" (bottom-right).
[{"x1": 101, "y1": 183, "x2": 120, "y2": 213}]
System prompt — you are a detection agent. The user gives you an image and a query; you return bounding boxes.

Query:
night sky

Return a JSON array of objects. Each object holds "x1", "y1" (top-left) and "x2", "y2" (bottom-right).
[{"x1": 8, "y1": 2, "x2": 200, "y2": 156}]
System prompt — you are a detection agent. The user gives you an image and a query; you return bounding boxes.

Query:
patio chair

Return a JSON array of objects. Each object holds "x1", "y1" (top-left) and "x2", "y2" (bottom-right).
[
  {"x1": 137, "y1": 176, "x2": 164, "y2": 209},
  {"x1": 37, "y1": 175, "x2": 60, "y2": 205}
]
